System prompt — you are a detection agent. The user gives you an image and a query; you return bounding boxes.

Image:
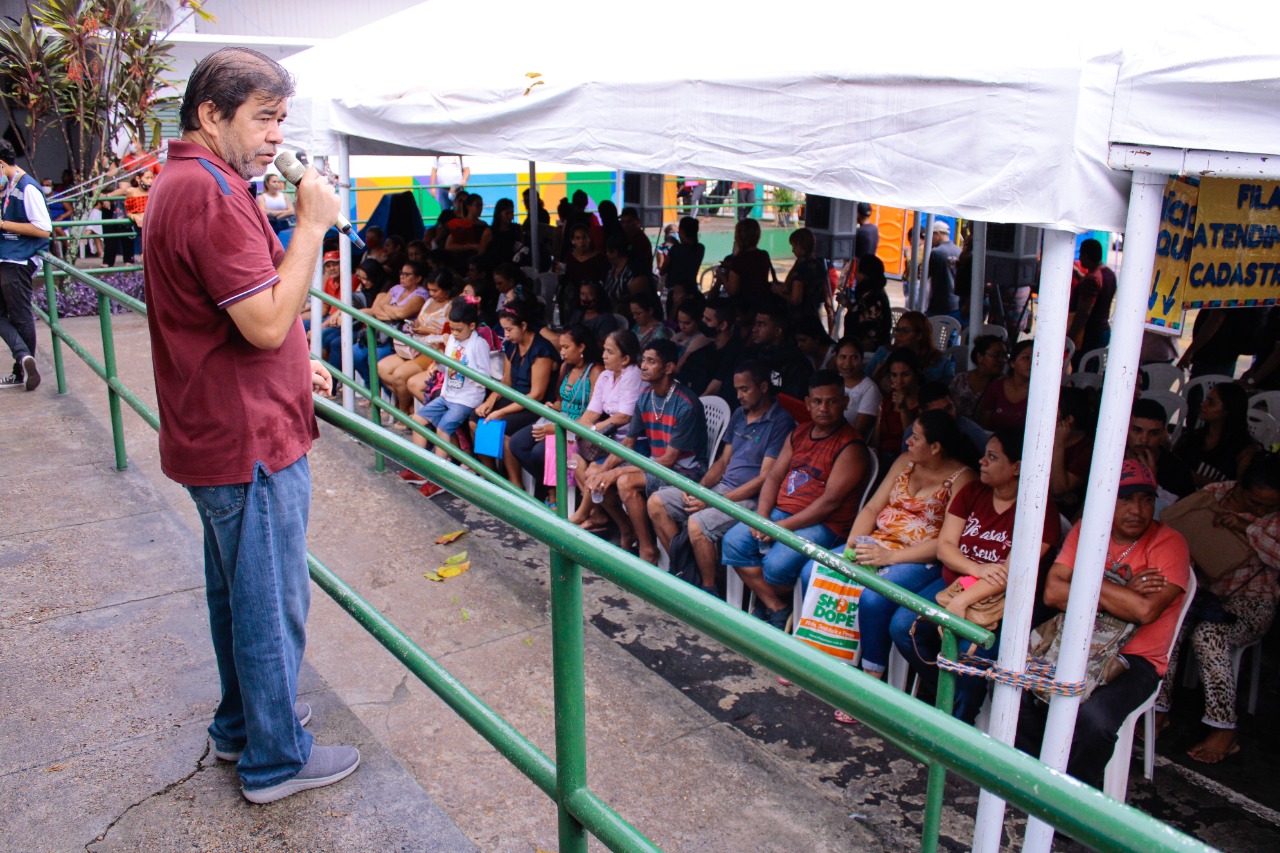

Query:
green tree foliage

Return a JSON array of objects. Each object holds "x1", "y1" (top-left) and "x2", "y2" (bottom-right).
[{"x1": 0, "y1": 0, "x2": 212, "y2": 195}]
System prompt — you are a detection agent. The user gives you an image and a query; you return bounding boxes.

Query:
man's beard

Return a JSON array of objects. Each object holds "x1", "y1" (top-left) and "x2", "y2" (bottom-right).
[{"x1": 229, "y1": 147, "x2": 273, "y2": 180}]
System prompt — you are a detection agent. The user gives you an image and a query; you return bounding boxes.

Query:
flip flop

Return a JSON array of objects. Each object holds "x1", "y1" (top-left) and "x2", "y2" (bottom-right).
[
  {"x1": 834, "y1": 710, "x2": 859, "y2": 725},
  {"x1": 1187, "y1": 742, "x2": 1240, "y2": 765}
]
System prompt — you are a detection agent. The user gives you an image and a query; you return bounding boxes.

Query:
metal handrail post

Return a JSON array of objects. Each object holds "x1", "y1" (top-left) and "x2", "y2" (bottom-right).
[
  {"x1": 96, "y1": 292, "x2": 127, "y2": 469},
  {"x1": 550, "y1": 425, "x2": 589, "y2": 853},
  {"x1": 366, "y1": 325, "x2": 385, "y2": 472},
  {"x1": 921, "y1": 630, "x2": 960, "y2": 853},
  {"x1": 42, "y1": 263, "x2": 67, "y2": 393}
]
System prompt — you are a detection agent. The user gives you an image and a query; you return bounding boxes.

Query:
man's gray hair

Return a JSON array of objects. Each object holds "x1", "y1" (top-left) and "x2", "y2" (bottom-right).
[{"x1": 180, "y1": 47, "x2": 294, "y2": 132}]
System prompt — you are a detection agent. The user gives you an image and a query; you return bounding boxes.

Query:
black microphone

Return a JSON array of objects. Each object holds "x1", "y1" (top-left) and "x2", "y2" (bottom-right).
[{"x1": 273, "y1": 151, "x2": 366, "y2": 250}]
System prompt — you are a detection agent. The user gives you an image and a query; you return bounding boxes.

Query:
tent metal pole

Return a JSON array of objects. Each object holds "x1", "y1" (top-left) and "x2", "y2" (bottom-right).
[
  {"x1": 918, "y1": 213, "x2": 936, "y2": 313},
  {"x1": 968, "y1": 222, "x2": 987, "y2": 343},
  {"x1": 906, "y1": 212, "x2": 921, "y2": 310},
  {"x1": 969, "y1": 227, "x2": 1074, "y2": 853},
  {"x1": 309, "y1": 254, "x2": 323, "y2": 358},
  {"x1": 529, "y1": 161, "x2": 541, "y2": 272},
  {"x1": 338, "y1": 135, "x2": 354, "y2": 411},
  {"x1": 1022, "y1": 169, "x2": 1167, "y2": 853}
]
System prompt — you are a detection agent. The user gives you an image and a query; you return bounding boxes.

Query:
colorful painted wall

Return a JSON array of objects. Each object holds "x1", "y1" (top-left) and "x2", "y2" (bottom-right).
[{"x1": 349, "y1": 170, "x2": 618, "y2": 226}]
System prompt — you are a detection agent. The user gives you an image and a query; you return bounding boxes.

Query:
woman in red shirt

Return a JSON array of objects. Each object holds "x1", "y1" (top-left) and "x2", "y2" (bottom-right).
[{"x1": 894, "y1": 426, "x2": 1061, "y2": 722}]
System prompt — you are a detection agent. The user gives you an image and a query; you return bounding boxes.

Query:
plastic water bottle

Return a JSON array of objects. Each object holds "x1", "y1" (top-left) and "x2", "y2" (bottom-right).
[{"x1": 552, "y1": 300, "x2": 561, "y2": 328}]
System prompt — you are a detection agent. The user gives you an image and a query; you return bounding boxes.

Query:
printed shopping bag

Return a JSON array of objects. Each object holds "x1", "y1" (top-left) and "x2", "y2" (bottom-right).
[
  {"x1": 543, "y1": 435, "x2": 576, "y2": 488},
  {"x1": 474, "y1": 418, "x2": 507, "y2": 458},
  {"x1": 794, "y1": 562, "x2": 865, "y2": 664}
]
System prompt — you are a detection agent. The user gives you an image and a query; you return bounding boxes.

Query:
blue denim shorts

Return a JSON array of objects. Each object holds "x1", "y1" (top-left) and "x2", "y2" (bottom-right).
[{"x1": 419, "y1": 397, "x2": 475, "y2": 436}]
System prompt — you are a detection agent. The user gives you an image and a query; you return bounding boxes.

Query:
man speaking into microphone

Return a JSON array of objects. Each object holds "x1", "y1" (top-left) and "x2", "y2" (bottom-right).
[{"x1": 144, "y1": 47, "x2": 360, "y2": 803}]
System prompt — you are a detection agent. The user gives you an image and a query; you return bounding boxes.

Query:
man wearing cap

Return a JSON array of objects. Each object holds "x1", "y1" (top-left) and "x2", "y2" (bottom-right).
[
  {"x1": 926, "y1": 220, "x2": 961, "y2": 320},
  {"x1": 0, "y1": 139, "x2": 52, "y2": 391},
  {"x1": 1016, "y1": 460, "x2": 1190, "y2": 788}
]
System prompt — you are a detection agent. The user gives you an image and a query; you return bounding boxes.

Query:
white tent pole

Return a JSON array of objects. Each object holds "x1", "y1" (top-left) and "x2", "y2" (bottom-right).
[
  {"x1": 1022, "y1": 169, "x2": 1167, "y2": 852},
  {"x1": 969, "y1": 227, "x2": 1074, "y2": 853},
  {"x1": 918, "y1": 213, "x2": 936, "y2": 313},
  {"x1": 905, "y1": 213, "x2": 921, "y2": 310},
  {"x1": 309, "y1": 254, "x2": 323, "y2": 358},
  {"x1": 968, "y1": 222, "x2": 987, "y2": 343},
  {"x1": 529, "y1": 161, "x2": 540, "y2": 272},
  {"x1": 338, "y1": 135, "x2": 354, "y2": 411}
]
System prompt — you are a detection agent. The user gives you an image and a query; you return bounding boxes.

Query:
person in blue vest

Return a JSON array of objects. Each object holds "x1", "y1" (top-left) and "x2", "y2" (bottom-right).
[{"x1": 0, "y1": 140, "x2": 51, "y2": 391}]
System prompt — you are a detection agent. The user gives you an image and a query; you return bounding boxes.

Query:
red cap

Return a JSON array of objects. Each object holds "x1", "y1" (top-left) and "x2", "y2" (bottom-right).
[
  {"x1": 1117, "y1": 459, "x2": 1157, "y2": 498},
  {"x1": 323, "y1": 251, "x2": 340, "y2": 264}
]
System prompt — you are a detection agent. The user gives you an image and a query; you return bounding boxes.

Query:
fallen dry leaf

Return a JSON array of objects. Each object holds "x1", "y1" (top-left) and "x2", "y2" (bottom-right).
[
  {"x1": 438, "y1": 561, "x2": 471, "y2": 578},
  {"x1": 443, "y1": 551, "x2": 469, "y2": 566},
  {"x1": 423, "y1": 571, "x2": 444, "y2": 582},
  {"x1": 47, "y1": 763, "x2": 66, "y2": 772},
  {"x1": 434, "y1": 530, "x2": 467, "y2": 545}
]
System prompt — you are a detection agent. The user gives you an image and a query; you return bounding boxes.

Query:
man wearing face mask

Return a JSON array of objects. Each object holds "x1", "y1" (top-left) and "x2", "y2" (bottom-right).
[{"x1": 0, "y1": 140, "x2": 52, "y2": 390}]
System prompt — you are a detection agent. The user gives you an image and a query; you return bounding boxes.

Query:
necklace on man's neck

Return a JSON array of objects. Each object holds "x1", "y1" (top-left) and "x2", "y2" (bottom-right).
[{"x1": 650, "y1": 385, "x2": 672, "y2": 420}]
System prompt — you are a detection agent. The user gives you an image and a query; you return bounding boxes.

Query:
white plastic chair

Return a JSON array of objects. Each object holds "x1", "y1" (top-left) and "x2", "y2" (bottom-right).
[
  {"x1": 700, "y1": 396, "x2": 732, "y2": 462},
  {"x1": 1078, "y1": 347, "x2": 1108, "y2": 374},
  {"x1": 1248, "y1": 390, "x2": 1280, "y2": 417},
  {"x1": 1140, "y1": 390, "x2": 1189, "y2": 444},
  {"x1": 981, "y1": 323, "x2": 1009, "y2": 342},
  {"x1": 1102, "y1": 572, "x2": 1196, "y2": 803},
  {"x1": 1062, "y1": 372, "x2": 1102, "y2": 391},
  {"x1": 930, "y1": 315, "x2": 962, "y2": 351},
  {"x1": 1247, "y1": 409, "x2": 1279, "y2": 447},
  {"x1": 1062, "y1": 338, "x2": 1076, "y2": 366},
  {"x1": 1181, "y1": 374, "x2": 1235, "y2": 420},
  {"x1": 1141, "y1": 363, "x2": 1185, "y2": 393}
]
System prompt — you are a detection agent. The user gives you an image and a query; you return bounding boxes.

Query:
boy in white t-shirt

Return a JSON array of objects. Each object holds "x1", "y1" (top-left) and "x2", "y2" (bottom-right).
[{"x1": 413, "y1": 297, "x2": 490, "y2": 461}]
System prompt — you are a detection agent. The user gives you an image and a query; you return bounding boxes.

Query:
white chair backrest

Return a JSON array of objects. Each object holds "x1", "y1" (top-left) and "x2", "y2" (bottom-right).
[
  {"x1": 1140, "y1": 390, "x2": 1189, "y2": 443},
  {"x1": 981, "y1": 323, "x2": 1009, "y2": 342},
  {"x1": 1182, "y1": 374, "x2": 1234, "y2": 408},
  {"x1": 930, "y1": 315, "x2": 961, "y2": 351},
  {"x1": 1140, "y1": 363, "x2": 1184, "y2": 393},
  {"x1": 1248, "y1": 390, "x2": 1280, "y2": 417},
  {"x1": 1078, "y1": 347, "x2": 1108, "y2": 374},
  {"x1": 858, "y1": 446, "x2": 880, "y2": 511},
  {"x1": 1247, "y1": 409, "x2": 1279, "y2": 447},
  {"x1": 700, "y1": 396, "x2": 733, "y2": 461},
  {"x1": 1062, "y1": 372, "x2": 1102, "y2": 391},
  {"x1": 1063, "y1": 337, "x2": 1076, "y2": 364},
  {"x1": 890, "y1": 306, "x2": 907, "y2": 330},
  {"x1": 1170, "y1": 572, "x2": 1198, "y2": 662}
]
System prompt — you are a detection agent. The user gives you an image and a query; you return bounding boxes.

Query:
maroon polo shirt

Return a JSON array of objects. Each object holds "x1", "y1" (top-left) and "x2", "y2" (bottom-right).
[{"x1": 144, "y1": 140, "x2": 317, "y2": 486}]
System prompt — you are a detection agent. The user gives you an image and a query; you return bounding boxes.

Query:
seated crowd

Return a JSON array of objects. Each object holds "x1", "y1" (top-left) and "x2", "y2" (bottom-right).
[{"x1": 312, "y1": 194, "x2": 1278, "y2": 790}]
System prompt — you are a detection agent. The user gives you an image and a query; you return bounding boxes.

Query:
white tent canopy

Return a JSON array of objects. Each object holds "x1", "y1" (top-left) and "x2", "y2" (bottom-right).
[
  {"x1": 1111, "y1": 10, "x2": 1280, "y2": 159},
  {"x1": 283, "y1": 0, "x2": 1133, "y2": 233}
]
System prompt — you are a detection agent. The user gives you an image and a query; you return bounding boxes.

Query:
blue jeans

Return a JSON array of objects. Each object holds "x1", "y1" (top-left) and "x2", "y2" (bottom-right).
[
  {"x1": 891, "y1": 576, "x2": 997, "y2": 723},
  {"x1": 186, "y1": 456, "x2": 314, "y2": 791},
  {"x1": 721, "y1": 508, "x2": 844, "y2": 588},
  {"x1": 850, "y1": 561, "x2": 941, "y2": 674},
  {"x1": 351, "y1": 340, "x2": 393, "y2": 387}
]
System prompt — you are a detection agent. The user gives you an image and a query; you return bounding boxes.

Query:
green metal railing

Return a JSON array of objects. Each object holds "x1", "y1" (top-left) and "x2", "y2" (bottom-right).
[{"x1": 33, "y1": 253, "x2": 1217, "y2": 853}]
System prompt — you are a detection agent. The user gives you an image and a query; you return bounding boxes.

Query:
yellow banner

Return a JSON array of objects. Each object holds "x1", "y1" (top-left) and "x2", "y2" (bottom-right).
[
  {"x1": 1146, "y1": 177, "x2": 1198, "y2": 333},
  {"x1": 1183, "y1": 178, "x2": 1280, "y2": 309}
]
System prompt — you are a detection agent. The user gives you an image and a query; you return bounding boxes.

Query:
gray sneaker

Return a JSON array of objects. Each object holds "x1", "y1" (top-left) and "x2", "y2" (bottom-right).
[
  {"x1": 21, "y1": 355, "x2": 39, "y2": 391},
  {"x1": 212, "y1": 702, "x2": 313, "y2": 762},
  {"x1": 241, "y1": 744, "x2": 360, "y2": 804}
]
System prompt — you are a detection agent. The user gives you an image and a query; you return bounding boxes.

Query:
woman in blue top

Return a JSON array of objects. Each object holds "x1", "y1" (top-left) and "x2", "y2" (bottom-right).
[
  {"x1": 508, "y1": 325, "x2": 605, "y2": 497},
  {"x1": 476, "y1": 297, "x2": 559, "y2": 485}
]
